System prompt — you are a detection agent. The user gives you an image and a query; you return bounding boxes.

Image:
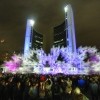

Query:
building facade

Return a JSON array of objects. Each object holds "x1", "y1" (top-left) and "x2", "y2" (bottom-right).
[
  {"x1": 53, "y1": 21, "x2": 67, "y2": 47},
  {"x1": 24, "y1": 19, "x2": 43, "y2": 56},
  {"x1": 31, "y1": 29, "x2": 43, "y2": 49},
  {"x1": 53, "y1": 4, "x2": 76, "y2": 53}
]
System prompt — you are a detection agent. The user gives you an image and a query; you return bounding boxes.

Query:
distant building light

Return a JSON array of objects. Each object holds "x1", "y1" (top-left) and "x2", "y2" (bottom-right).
[
  {"x1": 54, "y1": 39, "x2": 64, "y2": 43},
  {"x1": 0, "y1": 39, "x2": 5, "y2": 43},
  {"x1": 13, "y1": 51, "x2": 16, "y2": 54},
  {"x1": 36, "y1": 40, "x2": 43, "y2": 44}
]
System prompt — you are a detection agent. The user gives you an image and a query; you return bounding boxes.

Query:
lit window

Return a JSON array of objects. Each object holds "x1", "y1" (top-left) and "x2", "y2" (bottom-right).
[
  {"x1": 36, "y1": 40, "x2": 43, "y2": 44},
  {"x1": 54, "y1": 39, "x2": 64, "y2": 43}
]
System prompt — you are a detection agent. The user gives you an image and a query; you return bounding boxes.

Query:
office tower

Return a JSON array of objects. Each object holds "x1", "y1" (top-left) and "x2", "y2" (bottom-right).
[
  {"x1": 53, "y1": 4, "x2": 76, "y2": 53},
  {"x1": 24, "y1": 19, "x2": 43, "y2": 56}
]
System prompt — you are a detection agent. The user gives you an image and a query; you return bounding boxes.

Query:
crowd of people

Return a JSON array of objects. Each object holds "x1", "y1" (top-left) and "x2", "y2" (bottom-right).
[{"x1": 0, "y1": 73, "x2": 100, "y2": 100}]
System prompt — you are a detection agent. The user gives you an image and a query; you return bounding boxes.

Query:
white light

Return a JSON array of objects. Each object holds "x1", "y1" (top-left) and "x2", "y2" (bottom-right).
[
  {"x1": 0, "y1": 39, "x2": 5, "y2": 43},
  {"x1": 64, "y1": 5, "x2": 68, "y2": 12},
  {"x1": 29, "y1": 19, "x2": 35, "y2": 26}
]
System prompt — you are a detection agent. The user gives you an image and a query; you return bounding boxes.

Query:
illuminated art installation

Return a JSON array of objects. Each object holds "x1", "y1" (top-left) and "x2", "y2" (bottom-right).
[
  {"x1": 3, "y1": 47, "x2": 100, "y2": 75},
  {"x1": 4, "y1": 55, "x2": 22, "y2": 72}
]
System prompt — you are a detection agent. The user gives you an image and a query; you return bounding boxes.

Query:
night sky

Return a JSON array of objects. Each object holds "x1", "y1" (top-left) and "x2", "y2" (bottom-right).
[{"x1": 0, "y1": 0, "x2": 100, "y2": 54}]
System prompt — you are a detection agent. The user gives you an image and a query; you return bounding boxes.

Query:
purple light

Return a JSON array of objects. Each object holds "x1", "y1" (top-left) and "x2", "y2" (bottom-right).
[
  {"x1": 89, "y1": 55, "x2": 99, "y2": 62},
  {"x1": 3, "y1": 47, "x2": 100, "y2": 75},
  {"x1": 4, "y1": 55, "x2": 22, "y2": 72}
]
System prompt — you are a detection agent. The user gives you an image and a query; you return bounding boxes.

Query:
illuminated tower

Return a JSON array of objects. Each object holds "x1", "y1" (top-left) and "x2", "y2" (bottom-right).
[
  {"x1": 24, "y1": 19, "x2": 35, "y2": 57},
  {"x1": 64, "y1": 4, "x2": 76, "y2": 53}
]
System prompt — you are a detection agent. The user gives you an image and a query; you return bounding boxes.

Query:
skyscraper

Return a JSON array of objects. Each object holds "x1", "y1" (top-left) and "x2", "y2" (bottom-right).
[
  {"x1": 65, "y1": 4, "x2": 76, "y2": 53},
  {"x1": 24, "y1": 19, "x2": 43, "y2": 56},
  {"x1": 53, "y1": 4, "x2": 76, "y2": 53}
]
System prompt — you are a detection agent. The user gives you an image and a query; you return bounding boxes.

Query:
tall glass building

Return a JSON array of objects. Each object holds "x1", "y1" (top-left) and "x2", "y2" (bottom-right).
[
  {"x1": 53, "y1": 21, "x2": 67, "y2": 47},
  {"x1": 24, "y1": 19, "x2": 43, "y2": 56},
  {"x1": 31, "y1": 29, "x2": 43, "y2": 49},
  {"x1": 53, "y1": 4, "x2": 76, "y2": 53}
]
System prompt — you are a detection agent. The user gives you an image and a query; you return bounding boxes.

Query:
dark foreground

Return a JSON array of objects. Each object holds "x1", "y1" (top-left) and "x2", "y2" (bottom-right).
[{"x1": 0, "y1": 73, "x2": 100, "y2": 100}]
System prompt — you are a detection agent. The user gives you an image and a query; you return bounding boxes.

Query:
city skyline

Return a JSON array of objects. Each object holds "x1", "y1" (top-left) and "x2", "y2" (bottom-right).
[{"x1": 0, "y1": 0, "x2": 100, "y2": 54}]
